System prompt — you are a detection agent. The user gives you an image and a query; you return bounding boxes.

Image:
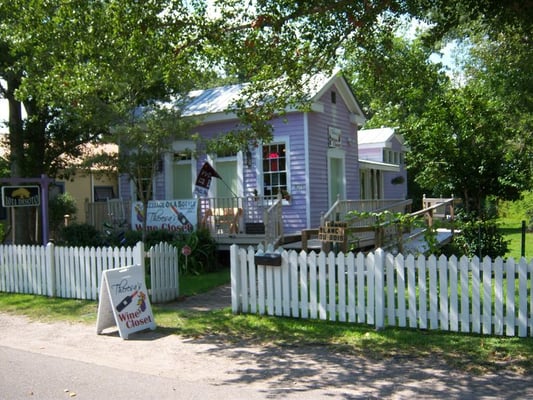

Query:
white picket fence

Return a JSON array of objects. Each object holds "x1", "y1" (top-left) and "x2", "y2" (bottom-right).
[
  {"x1": 0, "y1": 242, "x2": 179, "y2": 303},
  {"x1": 230, "y1": 245, "x2": 533, "y2": 337}
]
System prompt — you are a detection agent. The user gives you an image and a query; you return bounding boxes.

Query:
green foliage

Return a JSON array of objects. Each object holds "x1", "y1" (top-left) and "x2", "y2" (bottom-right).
[
  {"x1": 345, "y1": 15, "x2": 531, "y2": 215},
  {"x1": 172, "y1": 228, "x2": 219, "y2": 275},
  {"x1": 499, "y1": 191, "x2": 533, "y2": 231},
  {"x1": 0, "y1": 222, "x2": 5, "y2": 243},
  {"x1": 346, "y1": 210, "x2": 426, "y2": 253},
  {"x1": 48, "y1": 192, "x2": 77, "y2": 238},
  {"x1": 446, "y1": 215, "x2": 509, "y2": 259},
  {"x1": 57, "y1": 223, "x2": 104, "y2": 247},
  {"x1": 122, "y1": 229, "x2": 176, "y2": 249}
]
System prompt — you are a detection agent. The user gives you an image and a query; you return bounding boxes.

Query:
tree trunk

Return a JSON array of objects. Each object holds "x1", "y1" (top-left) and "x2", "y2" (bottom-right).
[{"x1": 6, "y1": 73, "x2": 34, "y2": 244}]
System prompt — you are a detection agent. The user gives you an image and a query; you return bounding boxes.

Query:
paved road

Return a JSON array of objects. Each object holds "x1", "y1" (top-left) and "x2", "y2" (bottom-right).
[{"x1": 1, "y1": 285, "x2": 532, "y2": 399}]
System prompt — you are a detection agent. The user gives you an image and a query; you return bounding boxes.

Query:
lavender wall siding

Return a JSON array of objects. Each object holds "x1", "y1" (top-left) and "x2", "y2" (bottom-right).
[
  {"x1": 118, "y1": 77, "x2": 366, "y2": 234},
  {"x1": 193, "y1": 113, "x2": 310, "y2": 233},
  {"x1": 358, "y1": 148, "x2": 382, "y2": 162},
  {"x1": 306, "y1": 84, "x2": 360, "y2": 228}
]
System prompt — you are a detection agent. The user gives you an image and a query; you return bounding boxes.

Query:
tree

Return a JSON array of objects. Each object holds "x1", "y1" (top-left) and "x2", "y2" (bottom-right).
[
  {"x1": 110, "y1": 104, "x2": 194, "y2": 242},
  {"x1": 0, "y1": 0, "x2": 213, "y2": 242},
  {"x1": 1, "y1": 0, "x2": 531, "y2": 242},
  {"x1": 343, "y1": 16, "x2": 531, "y2": 214}
]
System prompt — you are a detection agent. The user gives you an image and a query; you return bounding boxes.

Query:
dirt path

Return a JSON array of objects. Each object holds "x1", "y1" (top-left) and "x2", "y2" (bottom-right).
[{"x1": 1, "y1": 308, "x2": 531, "y2": 399}]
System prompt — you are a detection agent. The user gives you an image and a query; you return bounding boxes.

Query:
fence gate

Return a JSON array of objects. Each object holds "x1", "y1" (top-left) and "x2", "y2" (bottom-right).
[{"x1": 149, "y1": 242, "x2": 179, "y2": 303}]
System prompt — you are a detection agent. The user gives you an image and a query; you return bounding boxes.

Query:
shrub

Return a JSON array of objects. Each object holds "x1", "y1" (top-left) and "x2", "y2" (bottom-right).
[
  {"x1": 49, "y1": 193, "x2": 77, "y2": 240},
  {"x1": 444, "y1": 217, "x2": 509, "y2": 259},
  {"x1": 172, "y1": 228, "x2": 219, "y2": 275},
  {"x1": 0, "y1": 222, "x2": 5, "y2": 243},
  {"x1": 119, "y1": 229, "x2": 176, "y2": 248},
  {"x1": 57, "y1": 223, "x2": 104, "y2": 247}
]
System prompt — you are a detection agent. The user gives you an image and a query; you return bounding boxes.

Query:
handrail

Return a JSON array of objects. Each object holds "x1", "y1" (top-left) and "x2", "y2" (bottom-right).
[
  {"x1": 264, "y1": 194, "x2": 284, "y2": 246},
  {"x1": 321, "y1": 198, "x2": 412, "y2": 225}
]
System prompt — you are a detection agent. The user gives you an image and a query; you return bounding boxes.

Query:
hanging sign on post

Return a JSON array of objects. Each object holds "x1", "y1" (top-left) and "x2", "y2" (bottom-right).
[{"x1": 96, "y1": 264, "x2": 156, "y2": 339}]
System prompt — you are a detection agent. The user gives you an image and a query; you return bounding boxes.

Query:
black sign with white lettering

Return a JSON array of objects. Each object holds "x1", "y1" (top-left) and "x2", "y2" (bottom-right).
[{"x1": 1, "y1": 185, "x2": 41, "y2": 207}]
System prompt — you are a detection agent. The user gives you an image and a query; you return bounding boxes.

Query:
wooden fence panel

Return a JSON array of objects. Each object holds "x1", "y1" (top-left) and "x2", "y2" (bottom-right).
[
  {"x1": 439, "y1": 255, "x2": 448, "y2": 331},
  {"x1": 347, "y1": 252, "x2": 356, "y2": 323},
  {"x1": 519, "y1": 258, "x2": 528, "y2": 337},
  {"x1": 337, "y1": 252, "x2": 346, "y2": 322},
  {"x1": 407, "y1": 255, "x2": 417, "y2": 329},
  {"x1": 449, "y1": 255, "x2": 458, "y2": 332},
  {"x1": 149, "y1": 242, "x2": 179, "y2": 304},
  {"x1": 247, "y1": 247, "x2": 257, "y2": 314},
  {"x1": 294, "y1": 251, "x2": 304, "y2": 318},
  {"x1": 308, "y1": 251, "x2": 317, "y2": 319},
  {"x1": 230, "y1": 245, "x2": 533, "y2": 338},
  {"x1": 397, "y1": 255, "x2": 406, "y2": 328},
  {"x1": 505, "y1": 259, "x2": 515, "y2": 336}
]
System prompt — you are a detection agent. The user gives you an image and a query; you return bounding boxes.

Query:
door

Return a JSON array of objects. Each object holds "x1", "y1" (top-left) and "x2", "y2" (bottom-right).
[
  {"x1": 215, "y1": 159, "x2": 239, "y2": 198},
  {"x1": 173, "y1": 162, "x2": 192, "y2": 199},
  {"x1": 328, "y1": 150, "x2": 345, "y2": 206}
]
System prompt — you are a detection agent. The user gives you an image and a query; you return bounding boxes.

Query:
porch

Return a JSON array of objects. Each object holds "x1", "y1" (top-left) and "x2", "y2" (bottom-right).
[
  {"x1": 85, "y1": 195, "x2": 284, "y2": 249},
  {"x1": 84, "y1": 196, "x2": 458, "y2": 254}
]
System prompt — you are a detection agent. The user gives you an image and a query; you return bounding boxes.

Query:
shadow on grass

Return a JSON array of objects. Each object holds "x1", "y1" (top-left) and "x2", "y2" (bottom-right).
[{"x1": 151, "y1": 308, "x2": 533, "y2": 399}]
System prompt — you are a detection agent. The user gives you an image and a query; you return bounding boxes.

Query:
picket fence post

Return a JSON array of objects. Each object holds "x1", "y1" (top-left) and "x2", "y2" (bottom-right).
[
  {"x1": 45, "y1": 242, "x2": 56, "y2": 297},
  {"x1": 230, "y1": 244, "x2": 241, "y2": 313},
  {"x1": 133, "y1": 241, "x2": 145, "y2": 270},
  {"x1": 374, "y1": 248, "x2": 385, "y2": 330}
]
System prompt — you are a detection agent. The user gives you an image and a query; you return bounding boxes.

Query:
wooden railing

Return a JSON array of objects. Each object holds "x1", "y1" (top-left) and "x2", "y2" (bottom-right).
[
  {"x1": 85, "y1": 199, "x2": 131, "y2": 231},
  {"x1": 198, "y1": 195, "x2": 283, "y2": 245},
  {"x1": 417, "y1": 195, "x2": 459, "y2": 233},
  {"x1": 85, "y1": 196, "x2": 283, "y2": 245},
  {"x1": 317, "y1": 198, "x2": 413, "y2": 251},
  {"x1": 321, "y1": 198, "x2": 412, "y2": 225},
  {"x1": 263, "y1": 194, "x2": 284, "y2": 246}
]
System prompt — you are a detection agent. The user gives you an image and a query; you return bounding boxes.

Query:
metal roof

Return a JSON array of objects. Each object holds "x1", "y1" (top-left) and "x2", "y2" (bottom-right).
[
  {"x1": 181, "y1": 72, "x2": 366, "y2": 122},
  {"x1": 182, "y1": 83, "x2": 247, "y2": 117},
  {"x1": 358, "y1": 127, "x2": 397, "y2": 145}
]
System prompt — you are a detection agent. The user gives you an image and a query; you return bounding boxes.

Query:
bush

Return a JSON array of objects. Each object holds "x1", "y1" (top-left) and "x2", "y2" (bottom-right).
[
  {"x1": 49, "y1": 193, "x2": 77, "y2": 239},
  {"x1": 118, "y1": 229, "x2": 176, "y2": 248},
  {"x1": 0, "y1": 222, "x2": 5, "y2": 243},
  {"x1": 172, "y1": 228, "x2": 219, "y2": 275},
  {"x1": 57, "y1": 223, "x2": 104, "y2": 247},
  {"x1": 444, "y1": 217, "x2": 509, "y2": 259}
]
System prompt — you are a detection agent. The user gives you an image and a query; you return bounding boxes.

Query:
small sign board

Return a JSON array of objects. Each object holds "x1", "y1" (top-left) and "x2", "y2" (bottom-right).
[
  {"x1": 96, "y1": 265, "x2": 156, "y2": 340},
  {"x1": 1, "y1": 185, "x2": 40, "y2": 207},
  {"x1": 318, "y1": 221, "x2": 347, "y2": 243}
]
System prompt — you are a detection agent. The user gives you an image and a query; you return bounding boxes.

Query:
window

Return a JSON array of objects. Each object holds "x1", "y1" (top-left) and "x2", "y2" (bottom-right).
[
  {"x1": 94, "y1": 186, "x2": 114, "y2": 202},
  {"x1": 262, "y1": 143, "x2": 287, "y2": 199}
]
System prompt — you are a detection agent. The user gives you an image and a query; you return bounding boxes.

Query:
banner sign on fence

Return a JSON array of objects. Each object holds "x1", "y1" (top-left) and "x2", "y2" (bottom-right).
[
  {"x1": 96, "y1": 264, "x2": 156, "y2": 340},
  {"x1": 131, "y1": 199, "x2": 197, "y2": 233}
]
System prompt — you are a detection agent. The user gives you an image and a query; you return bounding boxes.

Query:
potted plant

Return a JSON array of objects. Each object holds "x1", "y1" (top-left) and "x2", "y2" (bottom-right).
[{"x1": 281, "y1": 189, "x2": 291, "y2": 201}]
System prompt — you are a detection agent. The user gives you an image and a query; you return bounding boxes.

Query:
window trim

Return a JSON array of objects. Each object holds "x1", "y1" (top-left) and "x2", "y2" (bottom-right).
[{"x1": 259, "y1": 137, "x2": 291, "y2": 205}]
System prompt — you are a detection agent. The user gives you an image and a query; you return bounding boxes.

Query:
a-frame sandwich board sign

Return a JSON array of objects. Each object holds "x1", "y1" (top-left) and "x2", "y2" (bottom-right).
[{"x1": 96, "y1": 264, "x2": 156, "y2": 339}]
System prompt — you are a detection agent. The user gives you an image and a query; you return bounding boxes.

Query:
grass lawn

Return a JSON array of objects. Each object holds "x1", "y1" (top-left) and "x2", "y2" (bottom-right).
[
  {"x1": 499, "y1": 216, "x2": 533, "y2": 260},
  {"x1": 1, "y1": 196, "x2": 532, "y2": 377},
  {"x1": 1, "y1": 264, "x2": 532, "y2": 377},
  {"x1": 498, "y1": 192, "x2": 533, "y2": 261}
]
